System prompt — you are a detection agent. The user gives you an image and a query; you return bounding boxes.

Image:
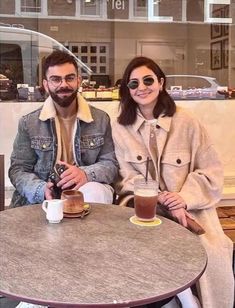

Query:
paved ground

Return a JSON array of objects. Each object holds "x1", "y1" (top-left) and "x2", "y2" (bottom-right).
[{"x1": 0, "y1": 296, "x2": 20, "y2": 308}]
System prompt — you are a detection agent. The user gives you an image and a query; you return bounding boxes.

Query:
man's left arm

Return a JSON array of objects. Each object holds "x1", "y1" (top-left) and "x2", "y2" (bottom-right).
[{"x1": 79, "y1": 117, "x2": 119, "y2": 184}]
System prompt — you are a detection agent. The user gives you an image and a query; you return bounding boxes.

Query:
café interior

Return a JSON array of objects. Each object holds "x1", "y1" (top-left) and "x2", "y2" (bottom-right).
[{"x1": 0, "y1": 0, "x2": 235, "y2": 307}]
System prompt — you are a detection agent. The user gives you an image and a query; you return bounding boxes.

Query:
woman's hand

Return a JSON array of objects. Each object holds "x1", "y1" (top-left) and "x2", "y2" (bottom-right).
[
  {"x1": 158, "y1": 191, "x2": 188, "y2": 227},
  {"x1": 170, "y1": 208, "x2": 188, "y2": 227},
  {"x1": 158, "y1": 191, "x2": 187, "y2": 210}
]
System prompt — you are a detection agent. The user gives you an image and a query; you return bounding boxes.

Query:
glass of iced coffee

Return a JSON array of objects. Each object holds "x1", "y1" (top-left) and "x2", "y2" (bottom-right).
[{"x1": 134, "y1": 178, "x2": 158, "y2": 221}]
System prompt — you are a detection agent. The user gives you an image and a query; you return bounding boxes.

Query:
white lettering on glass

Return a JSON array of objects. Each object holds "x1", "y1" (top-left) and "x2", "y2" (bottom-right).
[{"x1": 111, "y1": 0, "x2": 125, "y2": 10}]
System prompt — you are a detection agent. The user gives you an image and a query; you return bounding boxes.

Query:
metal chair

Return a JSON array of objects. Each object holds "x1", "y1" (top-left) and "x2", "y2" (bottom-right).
[{"x1": 0, "y1": 154, "x2": 5, "y2": 211}]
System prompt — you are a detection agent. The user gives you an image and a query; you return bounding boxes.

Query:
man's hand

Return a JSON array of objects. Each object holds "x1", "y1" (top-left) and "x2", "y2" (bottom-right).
[
  {"x1": 45, "y1": 181, "x2": 54, "y2": 200},
  {"x1": 57, "y1": 161, "x2": 88, "y2": 190}
]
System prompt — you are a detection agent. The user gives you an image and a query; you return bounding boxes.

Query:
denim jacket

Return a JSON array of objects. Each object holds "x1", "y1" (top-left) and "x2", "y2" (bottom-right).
[{"x1": 9, "y1": 94, "x2": 119, "y2": 207}]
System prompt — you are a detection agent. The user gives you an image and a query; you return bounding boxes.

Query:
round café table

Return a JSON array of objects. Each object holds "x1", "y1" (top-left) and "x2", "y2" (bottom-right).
[{"x1": 0, "y1": 204, "x2": 207, "y2": 307}]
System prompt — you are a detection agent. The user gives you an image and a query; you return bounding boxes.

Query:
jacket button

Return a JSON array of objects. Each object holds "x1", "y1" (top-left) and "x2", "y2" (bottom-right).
[
  {"x1": 42, "y1": 144, "x2": 46, "y2": 149},
  {"x1": 156, "y1": 125, "x2": 160, "y2": 129},
  {"x1": 137, "y1": 155, "x2": 142, "y2": 161},
  {"x1": 176, "y1": 158, "x2": 181, "y2": 164}
]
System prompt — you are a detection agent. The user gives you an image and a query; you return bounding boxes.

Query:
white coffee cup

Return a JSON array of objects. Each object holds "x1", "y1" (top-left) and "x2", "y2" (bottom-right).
[{"x1": 42, "y1": 199, "x2": 64, "y2": 223}]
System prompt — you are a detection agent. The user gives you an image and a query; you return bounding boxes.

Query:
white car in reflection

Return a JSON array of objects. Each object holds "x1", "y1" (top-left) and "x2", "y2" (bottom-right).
[{"x1": 166, "y1": 75, "x2": 225, "y2": 100}]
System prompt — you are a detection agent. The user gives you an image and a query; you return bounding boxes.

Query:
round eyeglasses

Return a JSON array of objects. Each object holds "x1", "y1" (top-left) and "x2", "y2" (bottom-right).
[
  {"x1": 47, "y1": 74, "x2": 78, "y2": 87},
  {"x1": 127, "y1": 76, "x2": 155, "y2": 90}
]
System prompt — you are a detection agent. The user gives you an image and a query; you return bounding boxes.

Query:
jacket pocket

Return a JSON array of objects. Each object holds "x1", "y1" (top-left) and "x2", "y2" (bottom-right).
[
  {"x1": 30, "y1": 137, "x2": 53, "y2": 174},
  {"x1": 80, "y1": 134, "x2": 104, "y2": 149},
  {"x1": 31, "y1": 137, "x2": 53, "y2": 151}
]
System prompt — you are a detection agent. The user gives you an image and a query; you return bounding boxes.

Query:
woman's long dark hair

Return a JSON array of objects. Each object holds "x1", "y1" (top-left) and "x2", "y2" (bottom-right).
[{"x1": 118, "y1": 56, "x2": 176, "y2": 125}]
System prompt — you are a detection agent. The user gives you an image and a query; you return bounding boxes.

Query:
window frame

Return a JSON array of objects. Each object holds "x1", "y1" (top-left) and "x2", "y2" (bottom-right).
[{"x1": 16, "y1": 0, "x2": 48, "y2": 16}]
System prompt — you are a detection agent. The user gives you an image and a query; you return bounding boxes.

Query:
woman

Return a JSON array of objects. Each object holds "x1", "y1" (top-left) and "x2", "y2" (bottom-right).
[{"x1": 112, "y1": 57, "x2": 234, "y2": 308}]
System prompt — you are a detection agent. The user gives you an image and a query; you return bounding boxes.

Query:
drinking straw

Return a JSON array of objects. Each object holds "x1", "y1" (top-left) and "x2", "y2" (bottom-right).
[{"x1": 145, "y1": 156, "x2": 150, "y2": 183}]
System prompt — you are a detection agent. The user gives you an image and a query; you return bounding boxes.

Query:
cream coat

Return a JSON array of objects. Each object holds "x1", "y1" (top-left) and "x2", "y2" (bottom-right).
[{"x1": 112, "y1": 107, "x2": 234, "y2": 308}]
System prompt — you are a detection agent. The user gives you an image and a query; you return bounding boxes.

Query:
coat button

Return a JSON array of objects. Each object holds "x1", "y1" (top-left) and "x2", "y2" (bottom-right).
[
  {"x1": 42, "y1": 144, "x2": 46, "y2": 149},
  {"x1": 176, "y1": 158, "x2": 181, "y2": 164},
  {"x1": 137, "y1": 155, "x2": 142, "y2": 161},
  {"x1": 156, "y1": 124, "x2": 160, "y2": 129}
]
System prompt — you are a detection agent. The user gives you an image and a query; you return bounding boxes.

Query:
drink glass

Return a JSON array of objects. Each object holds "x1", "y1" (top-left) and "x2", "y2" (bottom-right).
[
  {"x1": 61, "y1": 190, "x2": 84, "y2": 214},
  {"x1": 134, "y1": 179, "x2": 158, "y2": 221}
]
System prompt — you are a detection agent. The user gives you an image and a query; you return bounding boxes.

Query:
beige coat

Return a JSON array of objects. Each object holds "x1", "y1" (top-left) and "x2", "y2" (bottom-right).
[{"x1": 112, "y1": 107, "x2": 234, "y2": 308}]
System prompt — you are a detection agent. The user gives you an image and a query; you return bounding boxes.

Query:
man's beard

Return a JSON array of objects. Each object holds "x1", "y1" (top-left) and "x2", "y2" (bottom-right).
[{"x1": 49, "y1": 87, "x2": 78, "y2": 108}]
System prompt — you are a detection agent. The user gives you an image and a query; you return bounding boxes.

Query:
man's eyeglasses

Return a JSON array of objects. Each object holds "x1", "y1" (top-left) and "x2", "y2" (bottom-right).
[
  {"x1": 47, "y1": 74, "x2": 77, "y2": 87},
  {"x1": 127, "y1": 76, "x2": 155, "y2": 90}
]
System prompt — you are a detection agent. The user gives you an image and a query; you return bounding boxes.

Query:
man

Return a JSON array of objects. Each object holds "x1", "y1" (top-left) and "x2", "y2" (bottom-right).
[{"x1": 9, "y1": 50, "x2": 118, "y2": 207}]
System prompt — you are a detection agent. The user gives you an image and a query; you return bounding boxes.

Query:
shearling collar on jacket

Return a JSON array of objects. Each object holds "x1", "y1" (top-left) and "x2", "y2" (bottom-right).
[{"x1": 39, "y1": 93, "x2": 93, "y2": 123}]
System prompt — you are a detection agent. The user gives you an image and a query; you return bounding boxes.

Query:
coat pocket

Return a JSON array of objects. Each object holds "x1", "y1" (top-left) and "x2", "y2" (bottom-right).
[
  {"x1": 161, "y1": 152, "x2": 191, "y2": 167},
  {"x1": 124, "y1": 151, "x2": 149, "y2": 164},
  {"x1": 161, "y1": 152, "x2": 191, "y2": 191}
]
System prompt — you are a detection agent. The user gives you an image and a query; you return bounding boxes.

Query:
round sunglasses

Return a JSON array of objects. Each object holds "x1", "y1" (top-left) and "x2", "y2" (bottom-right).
[{"x1": 127, "y1": 76, "x2": 155, "y2": 90}]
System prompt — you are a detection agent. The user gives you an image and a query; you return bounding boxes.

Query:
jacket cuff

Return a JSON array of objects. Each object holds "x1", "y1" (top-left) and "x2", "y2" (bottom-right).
[
  {"x1": 34, "y1": 182, "x2": 46, "y2": 203},
  {"x1": 79, "y1": 166, "x2": 96, "y2": 182}
]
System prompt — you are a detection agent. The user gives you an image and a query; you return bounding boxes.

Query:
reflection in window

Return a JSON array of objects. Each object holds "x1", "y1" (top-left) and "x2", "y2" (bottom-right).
[
  {"x1": 80, "y1": 0, "x2": 101, "y2": 16},
  {"x1": 21, "y1": 0, "x2": 41, "y2": 13},
  {"x1": 81, "y1": 56, "x2": 88, "y2": 63},
  {"x1": 100, "y1": 66, "x2": 106, "y2": 74},
  {"x1": 72, "y1": 46, "x2": 78, "y2": 53},
  {"x1": 0, "y1": 43, "x2": 23, "y2": 100},
  {"x1": 0, "y1": 43, "x2": 23, "y2": 84},
  {"x1": 133, "y1": 0, "x2": 147, "y2": 17},
  {"x1": 81, "y1": 46, "x2": 88, "y2": 53},
  {"x1": 100, "y1": 46, "x2": 106, "y2": 53},
  {"x1": 90, "y1": 46, "x2": 97, "y2": 53},
  {"x1": 166, "y1": 76, "x2": 213, "y2": 90},
  {"x1": 100, "y1": 56, "x2": 106, "y2": 63},
  {"x1": 68, "y1": 42, "x2": 109, "y2": 78},
  {"x1": 91, "y1": 66, "x2": 97, "y2": 73}
]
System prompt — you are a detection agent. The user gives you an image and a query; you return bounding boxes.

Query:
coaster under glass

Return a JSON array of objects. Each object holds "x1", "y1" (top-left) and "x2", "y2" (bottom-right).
[{"x1": 130, "y1": 215, "x2": 162, "y2": 227}]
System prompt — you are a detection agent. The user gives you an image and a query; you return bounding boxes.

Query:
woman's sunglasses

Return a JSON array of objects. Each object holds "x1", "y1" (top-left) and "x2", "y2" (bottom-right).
[{"x1": 127, "y1": 76, "x2": 155, "y2": 90}]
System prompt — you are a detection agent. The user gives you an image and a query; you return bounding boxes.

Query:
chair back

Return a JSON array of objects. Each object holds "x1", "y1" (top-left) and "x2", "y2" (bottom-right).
[{"x1": 0, "y1": 154, "x2": 5, "y2": 211}]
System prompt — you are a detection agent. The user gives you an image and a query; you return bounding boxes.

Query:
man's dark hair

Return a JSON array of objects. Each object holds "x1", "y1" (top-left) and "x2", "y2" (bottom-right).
[
  {"x1": 43, "y1": 49, "x2": 78, "y2": 79},
  {"x1": 118, "y1": 56, "x2": 176, "y2": 125}
]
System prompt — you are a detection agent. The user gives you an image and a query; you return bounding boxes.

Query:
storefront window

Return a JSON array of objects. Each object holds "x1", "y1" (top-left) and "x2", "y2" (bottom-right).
[
  {"x1": 0, "y1": 0, "x2": 233, "y2": 93},
  {"x1": 0, "y1": 0, "x2": 234, "y2": 99},
  {"x1": 80, "y1": 0, "x2": 102, "y2": 17},
  {"x1": 133, "y1": 0, "x2": 148, "y2": 18},
  {"x1": 0, "y1": 0, "x2": 235, "y2": 199},
  {"x1": 20, "y1": 0, "x2": 41, "y2": 13}
]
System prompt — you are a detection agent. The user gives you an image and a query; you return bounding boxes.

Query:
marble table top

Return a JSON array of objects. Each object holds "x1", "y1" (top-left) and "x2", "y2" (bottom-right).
[{"x1": 0, "y1": 204, "x2": 207, "y2": 307}]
